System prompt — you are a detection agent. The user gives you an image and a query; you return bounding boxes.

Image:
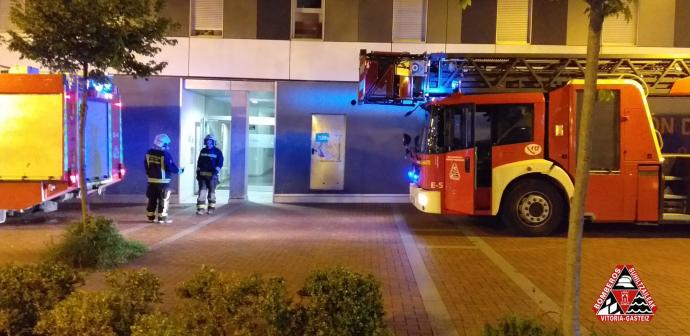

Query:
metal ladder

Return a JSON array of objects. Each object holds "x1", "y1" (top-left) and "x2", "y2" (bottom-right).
[{"x1": 359, "y1": 50, "x2": 690, "y2": 105}]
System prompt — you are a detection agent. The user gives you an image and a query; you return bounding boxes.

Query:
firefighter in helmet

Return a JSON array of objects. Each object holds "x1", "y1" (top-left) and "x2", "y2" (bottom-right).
[
  {"x1": 145, "y1": 134, "x2": 183, "y2": 224},
  {"x1": 196, "y1": 134, "x2": 224, "y2": 215}
]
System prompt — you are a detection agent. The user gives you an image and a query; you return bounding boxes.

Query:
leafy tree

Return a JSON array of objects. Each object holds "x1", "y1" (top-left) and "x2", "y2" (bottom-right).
[
  {"x1": 4, "y1": 0, "x2": 178, "y2": 223},
  {"x1": 457, "y1": 0, "x2": 633, "y2": 335},
  {"x1": 563, "y1": 3, "x2": 633, "y2": 336}
]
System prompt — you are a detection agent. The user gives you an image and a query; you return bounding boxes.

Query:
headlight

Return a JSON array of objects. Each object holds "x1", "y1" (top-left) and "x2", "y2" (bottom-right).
[{"x1": 418, "y1": 193, "x2": 428, "y2": 206}]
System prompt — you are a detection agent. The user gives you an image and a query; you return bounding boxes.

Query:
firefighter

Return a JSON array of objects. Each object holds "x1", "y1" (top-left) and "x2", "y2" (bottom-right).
[
  {"x1": 145, "y1": 134, "x2": 183, "y2": 224},
  {"x1": 196, "y1": 134, "x2": 224, "y2": 215}
]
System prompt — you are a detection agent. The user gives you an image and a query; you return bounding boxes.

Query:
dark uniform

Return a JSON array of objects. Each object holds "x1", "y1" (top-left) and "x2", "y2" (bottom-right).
[
  {"x1": 196, "y1": 146, "x2": 224, "y2": 213},
  {"x1": 145, "y1": 148, "x2": 180, "y2": 222}
]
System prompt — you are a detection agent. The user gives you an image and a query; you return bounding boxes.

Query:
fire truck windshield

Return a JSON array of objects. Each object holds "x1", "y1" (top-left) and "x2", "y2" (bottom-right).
[{"x1": 420, "y1": 105, "x2": 448, "y2": 154}]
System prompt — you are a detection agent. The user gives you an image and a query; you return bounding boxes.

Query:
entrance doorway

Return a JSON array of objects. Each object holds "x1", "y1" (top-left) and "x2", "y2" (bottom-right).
[{"x1": 181, "y1": 80, "x2": 276, "y2": 204}]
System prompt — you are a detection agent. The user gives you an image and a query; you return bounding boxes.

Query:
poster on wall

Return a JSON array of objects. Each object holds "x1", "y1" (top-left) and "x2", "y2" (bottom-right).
[{"x1": 310, "y1": 114, "x2": 346, "y2": 190}]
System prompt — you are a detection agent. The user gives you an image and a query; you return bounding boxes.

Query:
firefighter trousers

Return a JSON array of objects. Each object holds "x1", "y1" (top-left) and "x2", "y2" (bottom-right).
[
  {"x1": 197, "y1": 176, "x2": 218, "y2": 211},
  {"x1": 146, "y1": 183, "x2": 171, "y2": 221}
]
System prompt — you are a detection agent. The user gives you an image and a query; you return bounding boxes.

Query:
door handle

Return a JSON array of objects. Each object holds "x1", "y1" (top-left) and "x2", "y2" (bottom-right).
[{"x1": 464, "y1": 157, "x2": 470, "y2": 173}]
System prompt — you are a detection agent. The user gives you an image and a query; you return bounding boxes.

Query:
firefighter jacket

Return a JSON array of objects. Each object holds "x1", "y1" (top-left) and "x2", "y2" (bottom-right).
[
  {"x1": 145, "y1": 148, "x2": 180, "y2": 184},
  {"x1": 196, "y1": 147, "x2": 224, "y2": 178}
]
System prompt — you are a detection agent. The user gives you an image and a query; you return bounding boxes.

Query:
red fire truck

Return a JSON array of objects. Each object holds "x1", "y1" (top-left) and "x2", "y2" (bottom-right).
[
  {"x1": 0, "y1": 68, "x2": 125, "y2": 223},
  {"x1": 359, "y1": 51, "x2": 690, "y2": 235}
]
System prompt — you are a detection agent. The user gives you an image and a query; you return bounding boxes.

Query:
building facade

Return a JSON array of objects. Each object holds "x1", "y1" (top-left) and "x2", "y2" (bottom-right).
[{"x1": 1, "y1": 0, "x2": 688, "y2": 204}]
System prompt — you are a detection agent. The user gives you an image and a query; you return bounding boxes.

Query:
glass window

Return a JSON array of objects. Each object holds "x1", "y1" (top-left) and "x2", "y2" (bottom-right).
[
  {"x1": 576, "y1": 90, "x2": 621, "y2": 171},
  {"x1": 473, "y1": 104, "x2": 534, "y2": 146},
  {"x1": 392, "y1": 0, "x2": 427, "y2": 42},
  {"x1": 496, "y1": 0, "x2": 531, "y2": 44},
  {"x1": 292, "y1": 0, "x2": 323, "y2": 39},
  {"x1": 191, "y1": 0, "x2": 223, "y2": 37}
]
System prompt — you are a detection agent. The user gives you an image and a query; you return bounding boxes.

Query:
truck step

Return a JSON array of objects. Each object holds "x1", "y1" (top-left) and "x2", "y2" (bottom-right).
[
  {"x1": 664, "y1": 175, "x2": 687, "y2": 181},
  {"x1": 661, "y1": 213, "x2": 690, "y2": 224},
  {"x1": 664, "y1": 194, "x2": 688, "y2": 200}
]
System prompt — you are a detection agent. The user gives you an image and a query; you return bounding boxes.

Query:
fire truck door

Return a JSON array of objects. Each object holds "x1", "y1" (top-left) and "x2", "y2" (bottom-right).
[{"x1": 444, "y1": 104, "x2": 476, "y2": 215}]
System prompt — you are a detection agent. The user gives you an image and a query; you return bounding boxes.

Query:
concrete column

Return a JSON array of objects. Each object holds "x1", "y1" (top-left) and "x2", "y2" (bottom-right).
[{"x1": 230, "y1": 90, "x2": 248, "y2": 200}]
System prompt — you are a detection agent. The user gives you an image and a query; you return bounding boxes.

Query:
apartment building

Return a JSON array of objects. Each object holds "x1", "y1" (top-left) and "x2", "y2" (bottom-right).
[{"x1": 1, "y1": 0, "x2": 688, "y2": 203}]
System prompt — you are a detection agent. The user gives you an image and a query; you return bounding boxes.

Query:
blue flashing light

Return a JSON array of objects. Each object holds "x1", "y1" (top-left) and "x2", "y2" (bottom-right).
[{"x1": 407, "y1": 169, "x2": 420, "y2": 183}]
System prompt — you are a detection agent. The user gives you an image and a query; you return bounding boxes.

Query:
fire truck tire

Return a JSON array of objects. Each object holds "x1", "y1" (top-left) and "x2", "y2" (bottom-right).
[{"x1": 500, "y1": 178, "x2": 566, "y2": 236}]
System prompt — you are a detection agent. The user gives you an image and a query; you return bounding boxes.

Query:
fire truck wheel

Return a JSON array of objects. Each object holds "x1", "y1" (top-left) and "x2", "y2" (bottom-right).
[{"x1": 500, "y1": 179, "x2": 566, "y2": 236}]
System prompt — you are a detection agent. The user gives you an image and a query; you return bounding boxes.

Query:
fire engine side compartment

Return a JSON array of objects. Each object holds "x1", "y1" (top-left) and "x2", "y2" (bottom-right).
[
  {"x1": 0, "y1": 75, "x2": 66, "y2": 181},
  {"x1": 561, "y1": 81, "x2": 662, "y2": 223}
]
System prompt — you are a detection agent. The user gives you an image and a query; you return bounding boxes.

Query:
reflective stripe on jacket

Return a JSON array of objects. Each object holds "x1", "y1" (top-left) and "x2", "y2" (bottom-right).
[{"x1": 145, "y1": 148, "x2": 180, "y2": 184}]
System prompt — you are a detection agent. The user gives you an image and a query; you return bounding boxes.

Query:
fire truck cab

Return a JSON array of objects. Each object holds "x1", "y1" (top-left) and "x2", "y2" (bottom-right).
[{"x1": 410, "y1": 79, "x2": 690, "y2": 235}]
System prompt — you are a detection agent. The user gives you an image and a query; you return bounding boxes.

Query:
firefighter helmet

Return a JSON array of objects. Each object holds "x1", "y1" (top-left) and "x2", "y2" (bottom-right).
[
  {"x1": 154, "y1": 133, "x2": 171, "y2": 149},
  {"x1": 204, "y1": 134, "x2": 217, "y2": 145}
]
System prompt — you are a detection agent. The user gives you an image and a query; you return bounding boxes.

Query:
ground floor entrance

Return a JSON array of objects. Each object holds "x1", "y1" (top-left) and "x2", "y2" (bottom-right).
[{"x1": 180, "y1": 79, "x2": 276, "y2": 204}]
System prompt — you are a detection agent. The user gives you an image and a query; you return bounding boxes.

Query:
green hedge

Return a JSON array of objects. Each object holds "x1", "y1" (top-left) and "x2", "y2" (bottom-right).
[
  {"x1": 46, "y1": 216, "x2": 147, "y2": 269},
  {"x1": 0, "y1": 262, "x2": 82, "y2": 335}
]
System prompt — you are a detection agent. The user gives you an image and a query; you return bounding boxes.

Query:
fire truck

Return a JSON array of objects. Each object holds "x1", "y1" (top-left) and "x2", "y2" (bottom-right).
[
  {"x1": 0, "y1": 67, "x2": 125, "y2": 223},
  {"x1": 359, "y1": 50, "x2": 690, "y2": 235}
]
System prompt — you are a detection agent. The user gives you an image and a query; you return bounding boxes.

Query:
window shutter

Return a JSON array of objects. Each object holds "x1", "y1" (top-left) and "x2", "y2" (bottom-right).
[
  {"x1": 602, "y1": 2, "x2": 637, "y2": 46},
  {"x1": 392, "y1": 0, "x2": 427, "y2": 42},
  {"x1": 496, "y1": 0, "x2": 530, "y2": 44},
  {"x1": 192, "y1": 0, "x2": 223, "y2": 32}
]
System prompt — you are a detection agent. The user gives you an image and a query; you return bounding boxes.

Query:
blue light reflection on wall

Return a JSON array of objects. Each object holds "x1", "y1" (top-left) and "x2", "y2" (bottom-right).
[{"x1": 275, "y1": 81, "x2": 425, "y2": 194}]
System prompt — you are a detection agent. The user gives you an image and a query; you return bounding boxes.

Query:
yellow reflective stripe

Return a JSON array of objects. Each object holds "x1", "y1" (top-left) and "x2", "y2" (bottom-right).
[
  {"x1": 200, "y1": 153, "x2": 217, "y2": 158},
  {"x1": 148, "y1": 178, "x2": 171, "y2": 183},
  {"x1": 146, "y1": 154, "x2": 162, "y2": 165},
  {"x1": 199, "y1": 172, "x2": 214, "y2": 176}
]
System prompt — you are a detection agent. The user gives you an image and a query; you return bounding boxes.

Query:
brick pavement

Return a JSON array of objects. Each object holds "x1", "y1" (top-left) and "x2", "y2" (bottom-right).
[{"x1": 2, "y1": 201, "x2": 690, "y2": 335}]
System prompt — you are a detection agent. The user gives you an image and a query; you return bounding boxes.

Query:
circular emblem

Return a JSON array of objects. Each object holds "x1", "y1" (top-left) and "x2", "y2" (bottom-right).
[
  {"x1": 411, "y1": 63, "x2": 420, "y2": 73},
  {"x1": 524, "y1": 144, "x2": 542, "y2": 156}
]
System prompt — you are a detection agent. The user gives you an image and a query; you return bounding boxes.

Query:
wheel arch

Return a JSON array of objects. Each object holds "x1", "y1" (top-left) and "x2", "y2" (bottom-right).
[{"x1": 492, "y1": 160, "x2": 574, "y2": 216}]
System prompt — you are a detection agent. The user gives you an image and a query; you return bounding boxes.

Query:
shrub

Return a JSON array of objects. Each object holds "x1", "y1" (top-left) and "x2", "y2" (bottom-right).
[
  {"x1": 176, "y1": 266, "x2": 292, "y2": 336},
  {"x1": 297, "y1": 266, "x2": 388, "y2": 336},
  {"x1": 0, "y1": 262, "x2": 82, "y2": 335},
  {"x1": 483, "y1": 316, "x2": 561, "y2": 336},
  {"x1": 35, "y1": 291, "x2": 116, "y2": 336},
  {"x1": 47, "y1": 216, "x2": 147, "y2": 269},
  {"x1": 106, "y1": 269, "x2": 163, "y2": 336},
  {"x1": 130, "y1": 313, "x2": 184, "y2": 336}
]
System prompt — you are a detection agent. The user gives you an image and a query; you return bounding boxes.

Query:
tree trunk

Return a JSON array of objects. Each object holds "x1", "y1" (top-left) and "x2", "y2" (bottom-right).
[
  {"x1": 78, "y1": 64, "x2": 90, "y2": 224},
  {"x1": 562, "y1": 2, "x2": 604, "y2": 336}
]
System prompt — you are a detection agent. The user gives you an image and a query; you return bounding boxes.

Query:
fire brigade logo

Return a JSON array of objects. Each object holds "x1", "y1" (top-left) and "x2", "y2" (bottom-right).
[
  {"x1": 524, "y1": 144, "x2": 542, "y2": 156},
  {"x1": 592, "y1": 265, "x2": 657, "y2": 322},
  {"x1": 449, "y1": 163, "x2": 460, "y2": 181}
]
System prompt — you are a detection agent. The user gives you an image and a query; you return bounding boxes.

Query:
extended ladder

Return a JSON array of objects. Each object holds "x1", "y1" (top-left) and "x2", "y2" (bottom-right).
[{"x1": 358, "y1": 50, "x2": 690, "y2": 105}]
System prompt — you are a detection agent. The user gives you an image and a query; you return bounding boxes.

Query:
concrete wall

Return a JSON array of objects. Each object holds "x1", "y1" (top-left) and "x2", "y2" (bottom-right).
[
  {"x1": 274, "y1": 81, "x2": 422, "y2": 196},
  {"x1": 108, "y1": 76, "x2": 182, "y2": 195},
  {"x1": 566, "y1": 0, "x2": 588, "y2": 46},
  {"x1": 257, "y1": 0, "x2": 291, "y2": 40},
  {"x1": 461, "y1": 0, "x2": 497, "y2": 44},
  {"x1": 224, "y1": 0, "x2": 257, "y2": 39},
  {"x1": 532, "y1": 0, "x2": 568, "y2": 45},
  {"x1": 675, "y1": 0, "x2": 690, "y2": 47},
  {"x1": 358, "y1": 0, "x2": 393, "y2": 42},
  {"x1": 638, "y1": 0, "x2": 676, "y2": 47},
  {"x1": 325, "y1": 0, "x2": 358, "y2": 42},
  {"x1": 161, "y1": 0, "x2": 190, "y2": 37}
]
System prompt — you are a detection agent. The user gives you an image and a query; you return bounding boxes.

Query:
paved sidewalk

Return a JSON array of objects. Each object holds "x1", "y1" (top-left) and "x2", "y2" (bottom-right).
[{"x1": 2, "y1": 201, "x2": 690, "y2": 336}]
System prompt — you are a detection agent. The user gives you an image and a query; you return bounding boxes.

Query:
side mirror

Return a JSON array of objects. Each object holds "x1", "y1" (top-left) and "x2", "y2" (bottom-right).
[{"x1": 403, "y1": 133, "x2": 411, "y2": 146}]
